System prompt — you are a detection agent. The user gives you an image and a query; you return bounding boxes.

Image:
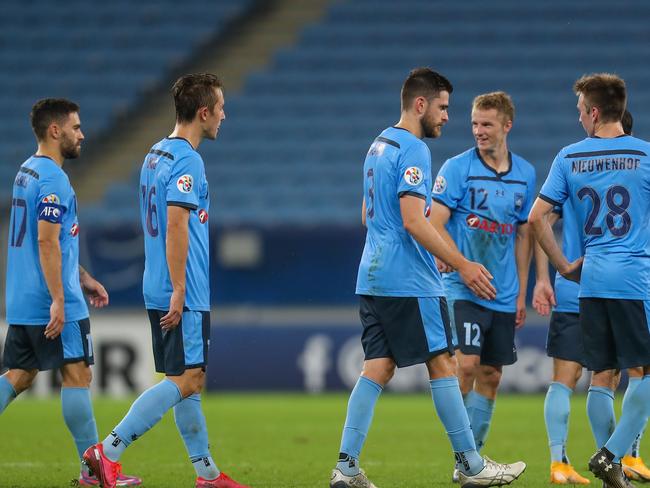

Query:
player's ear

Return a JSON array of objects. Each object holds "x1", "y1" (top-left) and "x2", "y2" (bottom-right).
[
  {"x1": 48, "y1": 122, "x2": 61, "y2": 140},
  {"x1": 414, "y1": 96, "x2": 427, "y2": 116},
  {"x1": 197, "y1": 106, "x2": 208, "y2": 122}
]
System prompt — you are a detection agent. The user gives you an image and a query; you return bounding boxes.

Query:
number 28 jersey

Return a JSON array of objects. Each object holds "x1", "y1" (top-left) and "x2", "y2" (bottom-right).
[
  {"x1": 139, "y1": 137, "x2": 210, "y2": 311},
  {"x1": 539, "y1": 135, "x2": 650, "y2": 300}
]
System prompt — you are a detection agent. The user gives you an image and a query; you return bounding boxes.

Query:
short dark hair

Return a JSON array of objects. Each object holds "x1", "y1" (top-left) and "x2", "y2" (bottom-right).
[
  {"x1": 573, "y1": 73, "x2": 626, "y2": 123},
  {"x1": 401, "y1": 68, "x2": 453, "y2": 111},
  {"x1": 622, "y1": 109, "x2": 633, "y2": 135},
  {"x1": 172, "y1": 73, "x2": 223, "y2": 123},
  {"x1": 30, "y1": 98, "x2": 79, "y2": 141}
]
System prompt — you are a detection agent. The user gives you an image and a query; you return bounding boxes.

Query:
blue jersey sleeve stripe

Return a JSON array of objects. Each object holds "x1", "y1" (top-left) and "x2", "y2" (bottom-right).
[
  {"x1": 565, "y1": 149, "x2": 647, "y2": 158},
  {"x1": 398, "y1": 191, "x2": 425, "y2": 200},
  {"x1": 19, "y1": 167, "x2": 39, "y2": 179},
  {"x1": 375, "y1": 136, "x2": 400, "y2": 148},
  {"x1": 149, "y1": 148, "x2": 175, "y2": 160},
  {"x1": 168, "y1": 201, "x2": 198, "y2": 210},
  {"x1": 431, "y1": 196, "x2": 452, "y2": 208},
  {"x1": 539, "y1": 193, "x2": 562, "y2": 207}
]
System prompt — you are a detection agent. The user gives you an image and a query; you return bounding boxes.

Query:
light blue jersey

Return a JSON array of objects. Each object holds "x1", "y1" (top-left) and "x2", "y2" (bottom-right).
[
  {"x1": 553, "y1": 200, "x2": 580, "y2": 313},
  {"x1": 140, "y1": 137, "x2": 210, "y2": 311},
  {"x1": 540, "y1": 135, "x2": 650, "y2": 300},
  {"x1": 433, "y1": 148, "x2": 536, "y2": 312},
  {"x1": 6, "y1": 156, "x2": 88, "y2": 325},
  {"x1": 356, "y1": 126, "x2": 444, "y2": 297}
]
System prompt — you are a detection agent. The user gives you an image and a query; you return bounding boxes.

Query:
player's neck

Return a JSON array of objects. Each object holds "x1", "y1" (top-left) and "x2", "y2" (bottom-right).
[
  {"x1": 395, "y1": 115, "x2": 423, "y2": 139},
  {"x1": 34, "y1": 143, "x2": 64, "y2": 167},
  {"x1": 169, "y1": 124, "x2": 201, "y2": 150},
  {"x1": 592, "y1": 121, "x2": 625, "y2": 139},
  {"x1": 478, "y1": 145, "x2": 509, "y2": 173}
]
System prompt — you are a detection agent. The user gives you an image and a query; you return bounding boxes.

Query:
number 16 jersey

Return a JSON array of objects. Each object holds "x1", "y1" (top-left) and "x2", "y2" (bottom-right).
[
  {"x1": 539, "y1": 135, "x2": 650, "y2": 300},
  {"x1": 139, "y1": 137, "x2": 210, "y2": 311}
]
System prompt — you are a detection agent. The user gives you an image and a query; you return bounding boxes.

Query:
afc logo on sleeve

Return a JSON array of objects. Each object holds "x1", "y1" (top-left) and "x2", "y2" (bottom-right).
[
  {"x1": 404, "y1": 167, "x2": 423, "y2": 186},
  {"x1": 40, "y1": 205, "x2": 61, "y2": 219},
  {"x1": 177, "y1": 174, "x2": 193, "y2": 193}
]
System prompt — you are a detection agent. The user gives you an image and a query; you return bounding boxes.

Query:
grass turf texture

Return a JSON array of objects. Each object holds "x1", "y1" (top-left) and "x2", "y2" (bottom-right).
[{"x1": 0, "y1": 393, "x2": 624, "y2": 487}]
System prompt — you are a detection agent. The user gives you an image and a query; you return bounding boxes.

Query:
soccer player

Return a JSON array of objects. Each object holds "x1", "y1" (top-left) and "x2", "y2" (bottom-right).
[
  {"x1": 0, "y1": 98, "x2": 141, "y2": 486},
  {"x1": 83, "y1": 74, "x2": 248, "y2": 488},
  {"x1": 330, "y1": 68, "x2": 526, "y2": 488},
  {"x1": 530, "y1": 73, "x2": 650, "y2": 488},
  {"x1": 429, "y1": 92, "x2": 536, "y2": 466},
  {"x1": 533, "y1": 109, "x2": 650, "y2": 484}
]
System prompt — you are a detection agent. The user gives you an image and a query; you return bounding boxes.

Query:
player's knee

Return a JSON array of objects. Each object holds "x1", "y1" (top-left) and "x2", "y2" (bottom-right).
[
  {"x1": 361, "y1": 363, "x2": 395, "y2": 386},
  {"x1": 7, "y1": 369, "x2": 37, "y2": 394},
  {"x1": 61, "y1": 364, "x2": 92, "y2": 388},
  {"x1": 479, "y1": 366, "x2": 502, "y2": 391},
  {"x1": 458, "y1": 360, "x2": 478, "y2": 381}
]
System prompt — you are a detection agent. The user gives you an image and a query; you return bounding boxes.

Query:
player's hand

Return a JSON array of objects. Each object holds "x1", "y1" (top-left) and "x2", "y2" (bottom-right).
[
  {"x1": 532, "y1": 280, "x2": 556, "y2": 316},
  {"x1": 560, "y1": 257, "x2": 583, "y2": 283},
  {"x1": 435, "y1": 257, "x2": 454, "y2": 273},
  {"x1": 160, "y1": 289, "x2": 184, "y2": 330},
  {"x1": 44, "y1": 299, "x2": 65, "y2": 339},
  {"x1": 515, "y1": 294, "x2": 526, "y2": 329},
  {"x1": 457, "y1": 260, "x2": 497, "y2": 300},
  {"x1": 81, "y1": 276, "x2": 109, "y2": 308}
]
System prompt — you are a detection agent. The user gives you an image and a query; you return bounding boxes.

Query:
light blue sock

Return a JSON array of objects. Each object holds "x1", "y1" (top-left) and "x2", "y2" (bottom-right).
[
  {"x1": 623, "y1": 377, "x2": 644, "y2": 457},
  {"x1": 103, "y1": 379, "x2": 182, "y2": 461},
  {"x1": 463, "y1": 390, "x2": 478, "y2": 434},
  {"x1": 337, "y1": 376, "x2": 383, "y2": 476},
  {"x1": 606, "y1": 376, "x2": 650, "y2": 462},
  {"x1": 174, "y1": 393, "x2": 220, "y2": 480},
  {"x1": 465, "y1": 390, "x2": 495, "y2": 452},
  {"x1": 61, "y1": 387, "x2": 99, "y2": 461},
  {"x1": 0, "y1": 376, "x2": 17, "y2": 414},
  {"x1": 544, "y1": 382, "x2": 573, "y2": 463},
  {"x1": 587, "y1": 386, "x2": 616, "y2": 449},
  {"x1": 430, "y1": 377, "x2": 484, "y2": 476}
]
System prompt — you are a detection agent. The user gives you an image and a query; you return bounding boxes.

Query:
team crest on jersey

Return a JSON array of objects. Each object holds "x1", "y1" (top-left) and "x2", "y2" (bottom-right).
[
  {"x1": 42, "y1": 194, "x2": 60, "y2": 204},
  {"x1": 177, "y1": 174, "x2": 193, "y2": 193},
  {"x1": 433, "y1": 175, "x2": 447, "y2": 194},
  {"x1": 404, "y1": 167, "x2": 423, "y2": 186},
  {"x1": 514, "y1": 193, "x2": 524, "y2": 211},
  {"x1": 70, "y1": 223, "x2": 79, "y2": 237},
  {"x1": 198, "y1": 209, "x2": 208, "y2": 224}
]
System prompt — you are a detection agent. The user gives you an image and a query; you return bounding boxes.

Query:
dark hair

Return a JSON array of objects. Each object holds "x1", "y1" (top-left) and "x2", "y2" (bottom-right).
[
  {"x1": 172, "y1": 73, "x2": 223, "y2": 123},
  {"x1": 622, "y1": 109, "x2": 633, "y2": 135},
  {"x1": 573, "y1": 73, "x2": 626, "y2": 123},
  {"x1": 30, "y1": 98, "x2": 79, "y2": 141},
  {"x1": 401, "y1": 68, "x2": 453, "y2": 111}
]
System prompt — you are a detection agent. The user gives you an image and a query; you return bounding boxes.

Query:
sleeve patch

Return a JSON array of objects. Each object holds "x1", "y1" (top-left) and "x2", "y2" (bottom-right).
[
  {"x1": 433, "y1": 175, "x2": 447, "y2": 194},
  {"x1": 41, "y1": 193, "x2": 60, "y2": 204},
  {"x1": 37, "y1": 202, "x2": 64, "y2": 223},
  {"x1": 176, "y1": 174, "x2": 194, "y2": 193},
  {"x1": 403, "y1": 167, "x2": 423, "y2": 186}
]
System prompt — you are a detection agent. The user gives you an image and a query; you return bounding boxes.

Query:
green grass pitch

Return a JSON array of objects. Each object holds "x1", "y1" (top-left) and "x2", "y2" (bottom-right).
[{"x1": 0, "y1": 393, "x2": 625, "y2": 487}]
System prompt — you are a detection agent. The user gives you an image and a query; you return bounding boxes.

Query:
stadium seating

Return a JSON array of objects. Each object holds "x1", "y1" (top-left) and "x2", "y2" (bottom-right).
[{"x1": 0, "y1": 0, "x2": 254, "y2": 201}]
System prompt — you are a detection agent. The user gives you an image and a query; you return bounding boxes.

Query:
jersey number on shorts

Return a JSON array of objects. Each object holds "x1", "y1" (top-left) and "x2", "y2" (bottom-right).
[
  {"x1": 10, "y1": 198, "x2": 27, "y2": 247},
  {"x1": 141, "y1": 185, "x2": 159, "y2": 237},
  {"x1": 577, "y1": 185, "x2": 631, "y2": 237},
  {"x1": 463, "y1": 322, "x2": 481, "y2": 347}
]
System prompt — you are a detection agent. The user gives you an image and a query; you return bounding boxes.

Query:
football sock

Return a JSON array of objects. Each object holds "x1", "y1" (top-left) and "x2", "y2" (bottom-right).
[
  {"x1": 606, "y1": 376, "x2": 650, "y2": 462},
  {"x1": 0, "y1": 376, "x2": 17, "y2": 414},
  {"x1": 61, "y1": 387, "x2": 98, "y2": 460},
  {"x1": 337, "y1": 376, "x2": 383, "y2": 475},
  {"x1": 465, "y1": 390, "x2": 495, "y2": 452},
  {"x1": 174, "y1": 393, "x2": 220, "y2": 480},
  {"x1": 463, "y1": 390, "x2": 477, "y2": 431},
  {"x1": 430, "y1": 377, "x2": 484, "y2": 476},
  {"x1": 587, "y1": 386, "x2": 616, "y2": 449},
  {"x1": 623, "y1": 377, "x2": 644, "y2": 457},
  {"x1": 544, "y1": 382, "x2": 573, "y2": 463},
  {"x1": 103, "y1": 378, "x2": 182, "y2": 461}
]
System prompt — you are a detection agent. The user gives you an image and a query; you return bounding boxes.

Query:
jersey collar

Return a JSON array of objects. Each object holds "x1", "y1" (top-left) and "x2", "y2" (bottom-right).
[{"x1": 475, "y1": 147, "x2": 512, "y2": 178}]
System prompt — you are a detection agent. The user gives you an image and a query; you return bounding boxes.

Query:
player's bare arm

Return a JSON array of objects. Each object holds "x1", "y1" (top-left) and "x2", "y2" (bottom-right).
[
  {"x1": 79, "y1": 265, "x2": 109, "y2": 308},
  {"x1": 161, "y1": 205, "x2": 190, "y2": 329},
  {"x1": 37, "y1": 219, "x2": 64, "y2": 339},
  {"x1": 514, "y1": 222, "x2": 533, "y2": 328},
  {"x1": 361, "y1": 198, "x2": 366, "y2": 227},
  {"x1": 529, "y1": 198, "x2": 582, "y2": 283},
  {"x1": 429, "y1": 201, "x2": 459, "y2": 273},
  {"x1": 400, "y1": 194, "x2": 496, "y2": 300},
  {"x1": 532, "y1": 212, "x2": 558, "y2": 316}
]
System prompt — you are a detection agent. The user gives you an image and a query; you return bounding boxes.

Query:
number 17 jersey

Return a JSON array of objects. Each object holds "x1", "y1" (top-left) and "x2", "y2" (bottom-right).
[
  {"x1": 139, "y1": 137, "x2": 210, "y2": 311},
  {"x1": 539, "y1": 135, "x2": 650, "y2": 300}
]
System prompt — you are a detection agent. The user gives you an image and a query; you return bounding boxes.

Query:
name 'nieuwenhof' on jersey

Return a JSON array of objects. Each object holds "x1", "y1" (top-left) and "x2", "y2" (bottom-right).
[{"x1": 571, "y1": 156, "x2": 640, "y2": 174}]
